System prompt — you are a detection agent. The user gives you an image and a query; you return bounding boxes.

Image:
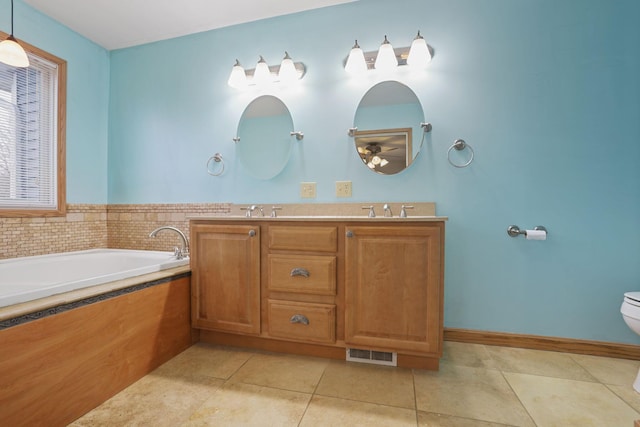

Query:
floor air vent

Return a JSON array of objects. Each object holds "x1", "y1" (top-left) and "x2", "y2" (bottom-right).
[{"x1": 346, "y1": 348, "x2": 397, "y2": 367}]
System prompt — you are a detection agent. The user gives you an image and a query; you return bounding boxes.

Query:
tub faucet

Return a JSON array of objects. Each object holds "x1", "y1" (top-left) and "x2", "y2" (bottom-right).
[{"x1": 149, "y1": 226, "x2": 189, "y2": 260}]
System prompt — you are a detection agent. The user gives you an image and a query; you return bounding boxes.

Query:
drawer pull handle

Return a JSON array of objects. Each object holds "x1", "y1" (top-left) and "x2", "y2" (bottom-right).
[
  {"x1": 290, "y1": 267, "x2": 310, "y2": 278},
  {"x1": 290, "y1": 314, "x2": 310, "y2": 325},
  {"x1": 346, "y1": 230, "x2": 354, "y2": 238},
  {"x1": 248, "y1": 229, "x2": 256, "y2": 237}
]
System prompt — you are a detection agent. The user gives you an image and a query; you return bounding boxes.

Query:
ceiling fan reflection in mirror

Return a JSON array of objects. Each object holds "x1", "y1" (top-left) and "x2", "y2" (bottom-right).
[{"x1": 354, "y1": 128, "x2": 412, "y2": 175}]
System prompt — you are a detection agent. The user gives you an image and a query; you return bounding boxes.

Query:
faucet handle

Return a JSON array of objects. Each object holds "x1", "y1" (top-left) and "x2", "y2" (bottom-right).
[
  {"x1": 270, "y1": 206, "x2": 282, "y2": 217},
  {"x1": 400, "y1": 205, "x2": 414, "y2": 218},
  {"x1": 362, "y1": 206, "x2": 376, "y2": 218}
]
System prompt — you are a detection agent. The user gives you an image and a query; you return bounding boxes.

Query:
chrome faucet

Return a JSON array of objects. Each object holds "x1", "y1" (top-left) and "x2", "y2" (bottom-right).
[
  {"x1": 400, "y1": 205, "x2": 414, "y2": 218},
  {"x1": 362, "y1": 205, "x2": 376, "y2": 218},
  {"x1": 241, "y1": 205, "x2": 264, "y2": 217},
  {"x1": 149, "y1": 226, "x2": 189, "y2": 260},
  {"x1": 383, "y1": 203, "x2": 393, "y2": 217}
]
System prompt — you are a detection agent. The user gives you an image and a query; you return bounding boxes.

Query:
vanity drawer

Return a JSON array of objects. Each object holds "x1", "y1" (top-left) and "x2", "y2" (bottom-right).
[
  {"x1": 268, "y1": 300, "x2": 336, "y2": 344},
  {"x1": 268, "y1": 226, "x2": 338, "y2": 252},
  {"x1": 268, "y1": 254, "x2": 336, "y2": 295}
]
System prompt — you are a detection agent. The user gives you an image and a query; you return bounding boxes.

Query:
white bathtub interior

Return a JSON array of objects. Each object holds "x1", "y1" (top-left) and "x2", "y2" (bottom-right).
[{"x1": 0, "y1": 249, "x2": 190, "y2": 308}]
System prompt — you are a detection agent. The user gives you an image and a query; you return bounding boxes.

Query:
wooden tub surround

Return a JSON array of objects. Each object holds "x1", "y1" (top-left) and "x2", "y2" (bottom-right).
[{"x1": 0, "y1": 269, "x2": 193, "y2": 427}]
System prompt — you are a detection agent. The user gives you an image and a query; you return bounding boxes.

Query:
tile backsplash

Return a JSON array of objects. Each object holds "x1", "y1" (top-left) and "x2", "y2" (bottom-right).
[
  {"x1": 1, "y1": 201, "x2": 436, "y2": 260},
  {"x1": 0, "y1": 203, "x2": 230, "y2": 260}
]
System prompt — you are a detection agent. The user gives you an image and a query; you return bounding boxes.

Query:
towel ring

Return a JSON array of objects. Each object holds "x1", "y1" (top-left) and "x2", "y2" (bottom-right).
[
  {"x1": 447, "y1": 139, "x2": 474, "y2": 168},
  {"x1": 206, "y1": 153, "x2": 225, "y2": 176}
]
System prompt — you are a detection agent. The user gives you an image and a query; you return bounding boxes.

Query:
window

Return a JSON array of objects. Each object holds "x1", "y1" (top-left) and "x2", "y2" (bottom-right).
[{"x1": 0, "y1": 32, "x2": 66, "y2": 216}]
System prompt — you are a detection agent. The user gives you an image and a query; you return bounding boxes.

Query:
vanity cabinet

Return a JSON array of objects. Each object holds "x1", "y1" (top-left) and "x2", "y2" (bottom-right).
[
  {"x1": 190, "y1": 218, "x2": 444, "y2": 369},
  {"x1": 344, "y1": 224, "x2": 444, "y2": 355},
  {"x1": 190, "y1": 223, "x2": 261, "y2": 335}
]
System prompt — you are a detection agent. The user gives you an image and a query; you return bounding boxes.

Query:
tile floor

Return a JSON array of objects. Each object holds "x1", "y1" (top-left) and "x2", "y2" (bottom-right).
[{"x1": 71, "y1": 342, "x2": 640, "y2": 426}]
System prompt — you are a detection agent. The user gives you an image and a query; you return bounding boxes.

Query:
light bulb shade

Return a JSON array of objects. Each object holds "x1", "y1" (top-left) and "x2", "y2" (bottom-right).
[
  {"x1": 374, "y1": 36, "x2": 397, "y2": 71},
  {"x1": 253, "y1": 56, "x2": 273, "y2": 85},
  {"x1": 407, "y1": 35, "x2": 431, "y2": 67},
  {"x1": 345, "y1": 41, "x2": 367, "y2": 74},
  {"x1": 0, "y1": 36, "x2": 29, "y2": 68},
  {"x1": 278, "y1": 52, "x2": 298, "y2": 84},
  {"x1": 227, "y1": 60, "x2": 247, "y2": 88}
]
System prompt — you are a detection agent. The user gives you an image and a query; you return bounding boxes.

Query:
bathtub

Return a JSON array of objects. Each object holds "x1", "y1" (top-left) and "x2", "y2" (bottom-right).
[{"x1": 0, "y1": 248, "x2": 190, "y2": 308}]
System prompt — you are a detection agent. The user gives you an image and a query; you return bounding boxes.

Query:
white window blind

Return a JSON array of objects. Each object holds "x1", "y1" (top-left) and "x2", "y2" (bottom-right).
[{"x1": 0, "y1": 53, "x2": 58, "y2": 210}]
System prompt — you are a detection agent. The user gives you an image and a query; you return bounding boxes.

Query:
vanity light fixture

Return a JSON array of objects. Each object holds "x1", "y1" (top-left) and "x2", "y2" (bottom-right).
[
  {"x1": 345, "y1": 40, "x2": 367, "y2": 74},
  {"x1": 227, "y1": 52, "x2": 306, "y2": 89},
  {"x1": 344, "y1": 31, "x2": 433, "y2": 74},
  {"x1": 253, "y1": 55, "x2": 272, "y2": 85},
  {"x1": 227, "y1": 59, "x2": 247, "y2": 89},
  {"x1": 0, "y1": 0, "x2": 29, "y2": 67},
  {"x1": 278, "y1": 52, "x2": 298, "y2": 84},
  {"x1": 406, "y1": 31, "x2": 432, "y2": 67},
  {"x1": 374, "y1": 35, "x2": 398, "y2": 71}
]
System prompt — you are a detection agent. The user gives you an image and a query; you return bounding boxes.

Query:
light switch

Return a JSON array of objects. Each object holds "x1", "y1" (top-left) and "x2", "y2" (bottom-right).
[{"x1": 300, "y1": 182, "x2": 316, "y2": 198}]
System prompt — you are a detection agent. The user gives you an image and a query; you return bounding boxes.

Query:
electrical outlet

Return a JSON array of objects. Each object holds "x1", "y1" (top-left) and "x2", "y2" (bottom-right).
[
  {"x1": 336, "y1": 181, "x2": 352, "y2": 197},
  {"x1": 300, "y1": 182, "x2": 317, "y2": 198}
]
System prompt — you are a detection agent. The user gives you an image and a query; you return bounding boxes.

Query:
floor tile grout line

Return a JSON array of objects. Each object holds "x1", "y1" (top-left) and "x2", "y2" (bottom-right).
[
  {"x1": 603, "y1": 383, "x2": 640, "y2": 417},
  {"x1": 566, "y1": 353, "x2": 607, "y2": 383},
  {"x1": 498, "y1": 369, "x2": 540, "y2": 427},
  {"x1": 482, "y1": 343, "x2": 540, "y2": 427},
  {"x1": 297, "y1": 361, "x2": 330, "y2": 427},
  {"x1": 411, "y1": 369, "x2": 419, "y2": 426}
]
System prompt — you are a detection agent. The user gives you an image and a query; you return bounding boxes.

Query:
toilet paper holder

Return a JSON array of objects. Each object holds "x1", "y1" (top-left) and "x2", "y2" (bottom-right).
[{"x1": 507, "y1": 225, "x2": 547, "y2": 238}]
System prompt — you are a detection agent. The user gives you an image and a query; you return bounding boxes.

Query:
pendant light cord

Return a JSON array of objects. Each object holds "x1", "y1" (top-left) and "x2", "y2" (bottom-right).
[{"x1": 10, "y1": 0, "x2": 15, "y2": 37}]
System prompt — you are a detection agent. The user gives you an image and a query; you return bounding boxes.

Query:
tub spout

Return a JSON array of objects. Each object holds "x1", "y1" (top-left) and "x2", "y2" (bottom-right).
[{"x1": 149, "y1": 226, "x2": 189, "y2": 260}]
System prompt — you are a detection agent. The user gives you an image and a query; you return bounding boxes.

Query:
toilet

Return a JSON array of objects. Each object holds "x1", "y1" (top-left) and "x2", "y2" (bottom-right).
[{"x1": 620, "y1": 292, "x2": 640, "y2": 392}]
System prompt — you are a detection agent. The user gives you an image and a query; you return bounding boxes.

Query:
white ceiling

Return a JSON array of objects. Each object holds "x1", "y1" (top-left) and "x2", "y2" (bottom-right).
[{"x1": 23, "y1": 0, "x2": 357, "y2": 50}]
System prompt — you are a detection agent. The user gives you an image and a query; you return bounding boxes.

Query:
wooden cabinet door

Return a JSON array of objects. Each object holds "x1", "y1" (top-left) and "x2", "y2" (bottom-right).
[
  {"x1": 191, "y1": 223, "x2": 261, "y2": 335},
  {"x1": 345, "y1": 224, "x2": 444, "y2": 355}
]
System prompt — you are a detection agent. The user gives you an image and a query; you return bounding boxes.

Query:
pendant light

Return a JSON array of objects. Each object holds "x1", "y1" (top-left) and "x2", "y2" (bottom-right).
[
  {"x1": 374, "y1": 35, "x2": 397, "y2": 71},
  {"x1": 407, "y1": 31, "x2": 431, "y2": 67},
  {"x1": 0, "y1": 0, "x2": 29, "y2": 67},
  {"x1": 345, "y1": 40, "x2": 367, "y2": 74}
]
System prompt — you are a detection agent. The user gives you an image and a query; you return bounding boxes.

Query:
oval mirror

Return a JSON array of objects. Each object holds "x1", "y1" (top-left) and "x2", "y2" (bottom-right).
[
  {"x1": 353, "y1": 81, "x2": 425, "y2": 175},
  {"x1": 237, "y1": 95, "x2": 294, "y2": 180}
]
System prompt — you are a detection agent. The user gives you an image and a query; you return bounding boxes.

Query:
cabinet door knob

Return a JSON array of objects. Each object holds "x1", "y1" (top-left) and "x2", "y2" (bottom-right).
[
  {"x1": 248, "y1": 229, "x2": 256, "y2": 237},
  {"x1": 289, "y1": 314, "x2": 310, "y2": 325},
  {"x1": 290, "y1": 267, "x2": 310, "y2": 278},
  {"x1": 346, "y1": 230, "x2": 354, "y2": 238}
]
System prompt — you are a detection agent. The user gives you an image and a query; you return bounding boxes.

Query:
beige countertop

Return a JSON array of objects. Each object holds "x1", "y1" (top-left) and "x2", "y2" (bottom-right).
[
  {"x1": 188, "y1": 202, "x2": 447, "y2": 222},
  {"x1": 189, "y1": 215, "x2": 447, "y2": 222},
  {"x1": 0, "y1": 265, "x2": 191, "y2": 322}
]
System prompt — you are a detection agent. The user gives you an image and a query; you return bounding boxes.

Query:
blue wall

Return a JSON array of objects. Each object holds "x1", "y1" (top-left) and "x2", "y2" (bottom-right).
[
  {"x1": 3, "y1": 1, "x2": 111, "y2": 203},
  {"x1": 21, "y1": 0, "x2": 635, "y2": 344}
]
